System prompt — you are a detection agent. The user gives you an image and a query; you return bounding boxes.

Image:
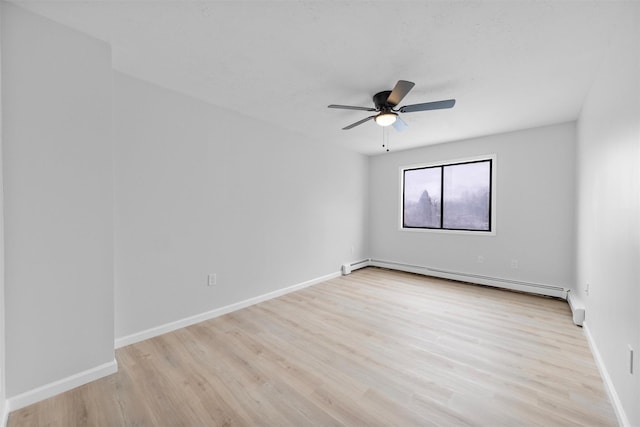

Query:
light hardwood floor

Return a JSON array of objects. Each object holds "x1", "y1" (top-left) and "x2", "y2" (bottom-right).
[{"x1": 9, "y1": 267, "x2": 617, "y2": 426}]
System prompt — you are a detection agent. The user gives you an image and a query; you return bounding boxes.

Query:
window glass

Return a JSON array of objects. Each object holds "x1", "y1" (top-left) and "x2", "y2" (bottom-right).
[
  {"x1": 443, "y1": 161, "x2": 491, "y2": 231},
  {"x1": 403, "y1": 167, "x2": 441, "y2": 228}
]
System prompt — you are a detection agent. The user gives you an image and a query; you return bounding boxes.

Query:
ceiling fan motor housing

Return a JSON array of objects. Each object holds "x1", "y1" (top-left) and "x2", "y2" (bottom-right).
[{"x1": 373, "y1": 90, "x2": 394, "y2": 110}]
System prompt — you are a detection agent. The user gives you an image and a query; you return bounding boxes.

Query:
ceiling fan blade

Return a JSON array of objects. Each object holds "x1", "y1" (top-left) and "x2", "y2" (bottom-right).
[
  {"x1": 343, "y1": 115, "x2": 375, "y2": 130},
  {"x1": 399, "y1": 99, "x2": 456, "y2": 113},
  {"x1": 328, "y1": 104, "x2": 376, "y2": 112},
  {"x1": 392, "y1": 115, "x2": 408, "y2": 132},
  {"x1": 386, "y1": 80, "x2": 415, "y2": 106}
]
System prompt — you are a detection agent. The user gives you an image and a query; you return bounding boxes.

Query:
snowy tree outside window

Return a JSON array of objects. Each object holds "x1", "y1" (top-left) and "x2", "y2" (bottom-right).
[{"x1": 403, "y1": 159, "x2": 492, "y2": 231}]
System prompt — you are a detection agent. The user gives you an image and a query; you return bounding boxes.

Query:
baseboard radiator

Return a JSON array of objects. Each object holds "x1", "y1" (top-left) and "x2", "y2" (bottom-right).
[
  {"x1": 566, "y1": 291, "x2": 585, "y2": 326},
  {"x1": 341, "y1": 259, "x2": 371, "y2": 275},
  {"x1": 342, "y1": 258, "x2": 568, "y2": 300}
]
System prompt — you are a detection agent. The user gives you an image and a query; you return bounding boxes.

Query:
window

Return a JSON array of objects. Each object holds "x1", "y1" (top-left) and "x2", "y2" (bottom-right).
[{"x1": 402, "y1": 158, "x2": 493, "y2": 232}]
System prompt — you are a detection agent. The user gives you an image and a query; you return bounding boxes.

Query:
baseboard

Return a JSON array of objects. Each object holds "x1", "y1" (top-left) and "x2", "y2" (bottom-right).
[
  {"x1": 7, "y1": 359, "x2": 118, "y2": 413},
  {"x1": 583, "y1": 321, "x2": 630, "y2": 427},
  {"x1": 369, "y1": 259, "x2": 568, "y2": 299},
  {"x1": 115, "y1": 270, "x2": 342, "y2": 349}
]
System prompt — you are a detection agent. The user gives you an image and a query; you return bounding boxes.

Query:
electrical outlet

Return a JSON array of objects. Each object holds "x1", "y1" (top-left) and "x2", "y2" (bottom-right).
[
  {"x1": 511, "y1": 259, "x2": 518, "y2": 269},
  {"x1": 477, "y1": 255, "x2": 484, "y2": 263},
  {"x1": 208, "y1": 274, "x2": 217, "y2": 287},
  {"x1": 585, "y1": 283, "x2": 590, "y2": 296}
]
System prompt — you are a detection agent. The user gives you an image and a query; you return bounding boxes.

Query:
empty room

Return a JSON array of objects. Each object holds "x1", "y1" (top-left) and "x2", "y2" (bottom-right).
[{"x1": 1, "y1": 0, "x2": 639, "y2": 426}]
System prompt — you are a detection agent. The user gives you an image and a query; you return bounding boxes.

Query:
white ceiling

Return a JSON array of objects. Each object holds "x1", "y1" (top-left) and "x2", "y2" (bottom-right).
[{"x1": 13, "y1": 1, "x2": 626, "y2": 154}]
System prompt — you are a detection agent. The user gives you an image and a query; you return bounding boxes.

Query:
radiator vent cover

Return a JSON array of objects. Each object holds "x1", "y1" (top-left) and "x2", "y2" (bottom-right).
[{"x1": 341, "y1": 263, "x2": 352, "y2": 275}]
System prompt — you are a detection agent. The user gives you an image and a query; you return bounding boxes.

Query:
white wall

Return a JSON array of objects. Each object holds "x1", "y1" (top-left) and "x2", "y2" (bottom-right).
[
  {"x1": 575, "y1": 2, "x2": 640, "y2": 424},
  {"x1": 113, "y1": 72, "x2": 369, "y2": 340},
  {"x1": 369, "y1": 123, "x2": 576, "y2": 292},
  {"x1": 1, "y1": 2, "x2": 114, "y2": 398}
]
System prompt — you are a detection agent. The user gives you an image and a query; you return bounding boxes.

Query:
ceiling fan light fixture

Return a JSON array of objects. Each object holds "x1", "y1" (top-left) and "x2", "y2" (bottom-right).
[{"x1": 375, "y1": 112, "x2": 398, "y2": 127}]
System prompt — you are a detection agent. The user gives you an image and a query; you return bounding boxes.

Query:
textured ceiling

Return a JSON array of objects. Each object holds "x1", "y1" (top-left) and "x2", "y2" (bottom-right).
[{"x1": 12, "y1": 1, "x2": 627, "y2": 154}]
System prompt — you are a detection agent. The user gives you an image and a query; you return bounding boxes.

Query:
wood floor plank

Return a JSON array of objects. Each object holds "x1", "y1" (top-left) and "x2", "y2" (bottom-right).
[{"x1": 8, "y1": 267, "x2": 618, "y2": 426}]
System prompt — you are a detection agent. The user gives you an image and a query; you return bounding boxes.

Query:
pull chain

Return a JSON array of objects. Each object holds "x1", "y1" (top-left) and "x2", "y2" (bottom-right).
[{"x1": 382, "y1": 127, "x2": 390, "y2": 152}]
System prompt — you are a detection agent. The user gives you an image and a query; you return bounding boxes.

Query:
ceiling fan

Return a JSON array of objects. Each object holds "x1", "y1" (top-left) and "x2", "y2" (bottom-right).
[{"x1": 328, "y1": 80, "x2": 455, "y2": 131}]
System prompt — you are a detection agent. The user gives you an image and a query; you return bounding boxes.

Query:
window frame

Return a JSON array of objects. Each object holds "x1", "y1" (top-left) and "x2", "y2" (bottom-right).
[{"x1": 399, "y1": 155, "x2": 496, "y2": 235}]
